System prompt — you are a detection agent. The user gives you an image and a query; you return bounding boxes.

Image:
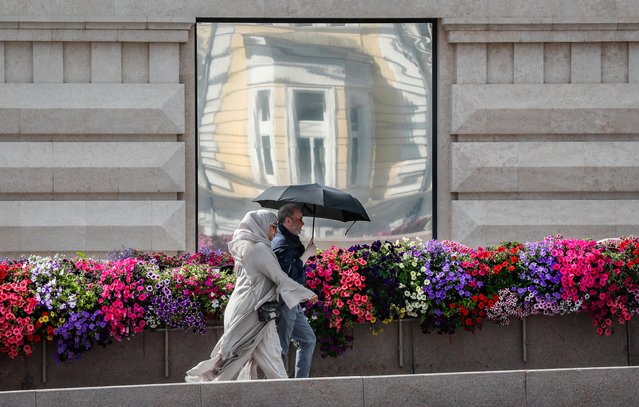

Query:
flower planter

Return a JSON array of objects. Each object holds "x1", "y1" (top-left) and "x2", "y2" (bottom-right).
[{"x1": 0, "y1": 316, "x2": 636, "y2": 390}]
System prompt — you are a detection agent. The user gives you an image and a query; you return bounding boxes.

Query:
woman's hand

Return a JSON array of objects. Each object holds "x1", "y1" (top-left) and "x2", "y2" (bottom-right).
[{"x1": 308, "y1": 295, "x2": 318, "y2": 305}]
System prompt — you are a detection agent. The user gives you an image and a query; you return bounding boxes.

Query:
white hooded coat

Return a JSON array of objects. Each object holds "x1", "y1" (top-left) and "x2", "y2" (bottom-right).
[{"x1": 185, "y1": 210, "x2": 316, "y2": 381}]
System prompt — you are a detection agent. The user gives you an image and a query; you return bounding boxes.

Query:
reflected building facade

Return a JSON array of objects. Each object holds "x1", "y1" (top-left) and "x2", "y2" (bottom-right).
[{"x1": 197, "y1": 23, "x2": 434, "y2": 248}]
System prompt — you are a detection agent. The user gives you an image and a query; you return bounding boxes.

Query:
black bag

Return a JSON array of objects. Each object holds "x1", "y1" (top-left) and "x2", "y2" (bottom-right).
[{"x1": 257, "y1": 300, "x2": 281, "y2": 322}]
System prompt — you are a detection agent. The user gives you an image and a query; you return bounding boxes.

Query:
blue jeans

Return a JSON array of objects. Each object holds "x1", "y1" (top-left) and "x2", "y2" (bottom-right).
[{"x1": 276, "y1": 304, "x2": 316, "y2": 378}]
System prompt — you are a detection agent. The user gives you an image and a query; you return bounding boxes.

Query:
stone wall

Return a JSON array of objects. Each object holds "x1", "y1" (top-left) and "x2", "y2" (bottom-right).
[
  {"x1": 1, "y1": 1, "x2": 639, "y2": 388},
  {"x1": 1, "y1": 1, "x2": 639, "y2": 253},
  {"x1": 0, "y1": 20, "x2": 192, "y2": 256},
  {"x1": 445, "y1": 21, "x2": 639, "y2": 246}
]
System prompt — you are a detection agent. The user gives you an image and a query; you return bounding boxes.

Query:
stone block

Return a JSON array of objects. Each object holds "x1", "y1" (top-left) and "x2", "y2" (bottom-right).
[
  {"x1": 0, "y1": 327, "x2": 220, "y2": 391},
  {"x1": 412, "y1": 319, "x2": 526, "y2": 373},
  {"x1": 84, "y1": 22, "x2": 148, "y2": 30},
  {"x1": 630, "y1": 43, "x2": 639, "y2": 83},
  {"x1": 151, "y1": 201, "x2": 185, "y2": 251},
  {"x1": 119, "y1": 168, "x2": 183, "y2": 193},
  {"x1": 58, "y1": 329, "x2": 216, "y2": 388},
  {"x1": 526, "y1": 367, "x2": 639, "y2": 407},
  {"x1": 42, "y1": 332, "x2": 160, "y2": 389},
  {"x1": 21, "y1": 201, "x2": 86, "y2": 227},
  {"x1": 2, "y1": 1, "x2": 114, "y2": 19},
  {"x1": 514, "y1": 43, "x2": 543, "y2": 83},
  {"x1": 452, "y1": 84, "x2": 639, "y2": 134},
  {"x1": 311, "y1": 320, "x2": 413, "y2": 377},
  {"x1": 448, "y1": 29, "x2": 639, "y2": 43},
  {"x1": 455, "y1": 43, "x2": 486, "y2": 84},
  {"x1": 0, "y1": 391, "x2": 35, "y2": 407},
  {"x1": 0, "y1": 227, "x2": 20, "y2": 251},
  {"x1": 0, "y1": 328, "x2": 44, "y2": 391},
  {"x1": 544, "y1": 42, "x2": 570, "y2": 83},
  {"x1": 35, "y1": 383, "x2": 201, "y2": 407},
  {"x1": 485, "y1": 0, "x2": 559, "y2": 18},
  {"x1": 487, "y1": 43, "x2": 513, "y2": 84},
  {"x1": 0, "y1": 142, "x2": 53, "y2": 193},
  {"x1": 0, "y1": 142, "x2": 185, "y2": 193},
  {"x1": 571, "y1": 43, "x2": 601, "y2": 83},
  {"x1": 54, "y1": 168, "x2": 119, "y2": 193},
  {"x1": 122, "y1": 42, "x2": 149, "y2": 83},
  {"x1": 517, "y1": 166, "x2": 586, "y2": 192},
  {"x1": 63, "y1": 42, "x2": 91, "y2": 83},
  {"x1": 50, "y1": 142, "x2": 184, "y2": 193},
  {"x1": 149, "y1": 43, "x2": 179, "y2": 83},
  {"x1": 115, "y1": 30, "x2": 188, "y2": 43},
  {"x1": 0, "y1": 168, "x2": 53, "y2": 193},
  {"x1": 85, "y1": 225, "x2": 153, "y2": 251},
  {"x1": 452, "y1": 200, "x2": 639, "y2": 247},
  {"x1": 119, "y1": 143, "x2": 185, "y2": 192},
  {"x1": 21, "y1": 226, "x2": 87, "y2": 252},
  {"x1": 0, "y1": 201, "x2": 185, "y2": 253},
  {"x1": 52, "y1": 29, "x2": 118, "y2": 42},
  {"x1": 0, "y1": 83, "x2": 184, "y2": 134},
  {"x1": 171, "y1": 328, "x2": 223, "y2": 380},
  {"x1": 525, "y1": 314, "x2": 627, "y2": 370},
  {"x1": 4, "y1": 41, "x2": 32, "y2": 83},
  {"x1": 91, "y1": 42, "x2": 121, "y2": 83},
  {"x1": 0, "y1": 42, "x2": 4, "y2": 82},
  {"x1": 451, "y1": 142, "x2": 518, "y2": 192},
  {"x1": 614, "y1": 203, "x2": 639, "y2": 237},
  {"x1": 628, "y1": 320, "x2": 639, "y2": 365},
  {"x1": 363, "y1": 371, "x2": 526, "y2": 407},
  {"x1": 85, "y1": 200, "x2": 153, "y2": 244},
  {"x1": 0, "y1": 202, "x2": 21, "y2": 228},
  {"x1": 200, "y1": 376, "x2": 364, "y2": 407},
  {"x1": 602, "y1": 42, "x2": 628, "y2": 83},
  {"x1": 32, "y1": 42, "x2": 62, "y2": 83},
  {"x1": 453, "y1": 141, "x2": 639, "y2": 193}
]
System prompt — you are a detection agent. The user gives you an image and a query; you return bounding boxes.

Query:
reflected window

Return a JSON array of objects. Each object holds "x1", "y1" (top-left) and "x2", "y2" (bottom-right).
[
  {"x1": 197, "y1": 22, "x2": 435, "y2": 249},
  {"x1": 348, "y1": 92, "x2": 371, "y2": 187},
  {"x1": 258, "y1": 89, "x2": 270, "y2": 121},
  {"x1": 256, "y1": 89, "x2": 274, "y2": 176},
  {"x1": 293, "y1": 90, "x2": 329, "y2": 185}
]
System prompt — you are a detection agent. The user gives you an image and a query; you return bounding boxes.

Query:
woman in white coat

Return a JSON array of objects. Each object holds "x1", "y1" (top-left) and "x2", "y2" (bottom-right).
[{"x1": 185, "y1": 210, "x2": 317, "y2": 381}]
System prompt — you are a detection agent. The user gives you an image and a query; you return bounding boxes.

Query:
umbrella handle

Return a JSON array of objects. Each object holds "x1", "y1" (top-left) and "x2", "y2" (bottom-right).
[
  {"x1": 312, "y1": 205, "x2": 316, "y2": 241},
  {"x1": 345, "y1": 221, "x2": 356, "y2": 235}
]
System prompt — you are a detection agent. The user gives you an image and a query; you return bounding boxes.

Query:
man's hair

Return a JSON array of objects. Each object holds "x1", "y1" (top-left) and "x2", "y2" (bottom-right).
[{"x1": 277, "y1": 203, "x2": 301, "y2": 224}]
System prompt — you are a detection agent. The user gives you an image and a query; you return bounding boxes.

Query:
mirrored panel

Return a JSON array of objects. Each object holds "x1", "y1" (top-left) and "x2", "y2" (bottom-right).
[{"x1": 197, "y1": 22, "x2": 434, "y2": 249}]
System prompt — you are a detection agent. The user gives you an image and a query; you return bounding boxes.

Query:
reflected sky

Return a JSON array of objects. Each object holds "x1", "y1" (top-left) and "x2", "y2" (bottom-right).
[{"x1": 197, "y1": 22, "x2": 434, "y2": 249}]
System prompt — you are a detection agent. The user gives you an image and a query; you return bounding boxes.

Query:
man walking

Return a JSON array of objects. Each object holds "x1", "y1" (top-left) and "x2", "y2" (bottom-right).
[{"x1": 272, "y1": 203, "x2": 317, "y2": 378}]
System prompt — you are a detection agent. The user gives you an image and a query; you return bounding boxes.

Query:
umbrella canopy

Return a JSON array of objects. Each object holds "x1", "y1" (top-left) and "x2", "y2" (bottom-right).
[{"x1": 253, "y1": 183, "x2": 370, "y2": 236}]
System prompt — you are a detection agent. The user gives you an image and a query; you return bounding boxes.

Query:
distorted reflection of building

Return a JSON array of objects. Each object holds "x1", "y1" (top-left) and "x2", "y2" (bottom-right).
[{"x1": 197, "y1": 23, "x2": 433, "y2": 248}]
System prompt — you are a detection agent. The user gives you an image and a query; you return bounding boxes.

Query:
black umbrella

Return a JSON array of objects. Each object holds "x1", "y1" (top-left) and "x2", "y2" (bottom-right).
[{"x1": 253, "y1": 183, "x2": 370, "y2": 238}]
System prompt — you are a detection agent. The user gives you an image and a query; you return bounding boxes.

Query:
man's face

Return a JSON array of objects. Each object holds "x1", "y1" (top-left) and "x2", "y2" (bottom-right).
[{"x1": 284, "y1": 208, "x2": 304, "y2": 235}]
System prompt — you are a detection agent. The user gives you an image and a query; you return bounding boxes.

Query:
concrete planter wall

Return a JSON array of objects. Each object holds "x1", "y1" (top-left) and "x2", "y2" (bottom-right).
[{"x1": 1, "y1": 314, "x2": 636, "y2": 391}]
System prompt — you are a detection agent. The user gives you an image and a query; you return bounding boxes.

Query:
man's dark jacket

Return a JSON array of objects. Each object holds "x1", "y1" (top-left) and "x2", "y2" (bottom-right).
[{"x1": 271, "y1": 224, "x2": 306, "y2": 285}]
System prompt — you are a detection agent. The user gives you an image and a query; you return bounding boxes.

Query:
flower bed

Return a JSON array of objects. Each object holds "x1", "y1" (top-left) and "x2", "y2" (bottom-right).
[
  {"x1": 0, "y1": 248, "x2": 234, "y2": 362},
  {"x1": 1, "y1": 236, "x2": 638, "y2": 362},
  {"x1": 304, "y1": 236, "x2": 639, "y2": 357}
]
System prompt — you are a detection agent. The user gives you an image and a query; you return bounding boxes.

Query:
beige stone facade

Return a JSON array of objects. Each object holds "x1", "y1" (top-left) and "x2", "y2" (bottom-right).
[{"x1": 1, "y1": 0, "x2": 639, "y2": 254}]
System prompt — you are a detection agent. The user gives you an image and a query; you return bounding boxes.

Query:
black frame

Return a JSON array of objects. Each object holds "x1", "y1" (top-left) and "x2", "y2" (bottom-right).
[{"x1": 194, "y1": 18, "x2": 438, "y2": 249}]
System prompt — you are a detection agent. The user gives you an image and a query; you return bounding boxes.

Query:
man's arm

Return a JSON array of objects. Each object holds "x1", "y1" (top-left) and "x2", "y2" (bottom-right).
[{"x1": 273, "y1": 245, "x2": 305, "y2": 284}]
